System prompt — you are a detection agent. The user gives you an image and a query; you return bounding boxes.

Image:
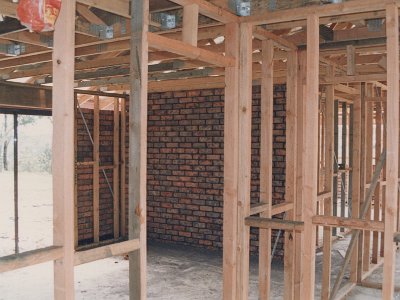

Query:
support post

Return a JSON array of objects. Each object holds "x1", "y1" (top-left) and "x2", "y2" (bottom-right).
[
  {"x1": 93, "y1": 96, "x2": 100, "y2": 243},
  {"x1": 284, "y1": 49, "x2": 298, "y2": 300},
  {"x1": 120, "y1": 97, "x2": 127, "y2": 237},
  {"x1": 182, "y1": 4, "x2": 199, "y2": 46},
  {"x1": 129, "y1": 0, "x2": 149, "y2": 299},
  {"x1": 382, "y1": 4, "x2": 399, "y2": 299},
  {"x1": 236, "y1": 22, "x2": 253, "y2": 300},
  {"x1": 294, "y1": 49, "x2": 307, "y2": 300},
  {"x1": 350, "y1": 89, "x2": 362, "y2": 283},
  {"x1": 259, "y1": 38, "x2": 274, "y2": 300},
  {"x1": 13, "y1": 113, "x2": 19, "y2": 254},
  {"x1": 52, "y1": 0, "x2": 76, "y2": 298},
  {"x1": 223, "y1": 21, "x2": 239, "y2": 300},
  {"x1": 321, "y1": 67, "x2": 334, "y2": 300},
  {"x1": 302, "y1": 15, "x2": 319, "y2": 300},
  {"x1": 113, "y1": 98, "x2": 120, "y2": 239}
]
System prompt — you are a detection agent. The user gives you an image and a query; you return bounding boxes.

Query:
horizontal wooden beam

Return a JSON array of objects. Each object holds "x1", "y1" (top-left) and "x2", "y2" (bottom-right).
[
  {"x1": 322, "y1": 74, "x2": 387, "y2": 84},
  {"x1": 74, "y1": 239, "x2": 140, "y2": 265},
  {"x1": 317, "y1": 191, "x2": 332, "y2": 201},
  {"x1": 250, "y1": 202, "x2": 294, "y2": 216},
  {"x1": 245, "y1": 216, "x2": 304, "y2": 231},
  {"x1": 312, "y1": 215, "x2": 385, "y2": 232},
  {"x1": 0, "y1": 82, "x2": 52, "y2": 110},
  {"x1": 168, "y1": 0, "x2": 238, "y2": 23},
  {"x1": 148, "y1": 32, "x2": 235, "y2": 67},
  {"x1": 0, "y1": 0, "x2": 17, "y2": 18},
  {"x1": 243, "y1": 0, "x2": 398, "y2": 25},
  {"x1": 359, "y1": 281, "x2": 400, "y2": 292},
  {"x1": 0, "y1": 246, "x2": 63, "y2": 273},
  {"x1": 253, "y1": 27, "x2": 297, "y2": 51},
  {"x1": 77, "y1": 0, "x2": 130, "y2": 18}
]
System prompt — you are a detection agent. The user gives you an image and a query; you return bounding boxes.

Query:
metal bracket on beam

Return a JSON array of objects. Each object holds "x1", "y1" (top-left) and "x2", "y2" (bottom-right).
[{"x1": 0, "y1": 43, "x2": 26, "y2": 56}]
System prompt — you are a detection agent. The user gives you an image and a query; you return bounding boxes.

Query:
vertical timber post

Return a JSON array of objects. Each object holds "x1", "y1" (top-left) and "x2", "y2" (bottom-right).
[
  {"x1": 52, "y1": 0, "x2": 76, "y2": 298},
  {"x1": 259, "y1": 38, "x2": 274, "y2": 300},
  {"x1": 294, "y1": 49, "x2": 307, "y2": 300},
  {"x1": 302, "y1": 14, "x2": 319, "y2": 300},
  {"x1": 382, "y1": 4, "x2": 399, "y2": 299},
  {"x1": 236, "y1": 22, "x2": 253, "y2": 300},
  {"x1": 321, "y1": 67, "x2": 334, "y2": 300},
  {"x1": 130, "y1": 0, "x2": 149, "y2": 299},
  {"x1": 284, "y1": 49, "x2": 298, "y2": 300},
  {"x1": 223, "y1": 21, "x2": 239, "y2": 300}
]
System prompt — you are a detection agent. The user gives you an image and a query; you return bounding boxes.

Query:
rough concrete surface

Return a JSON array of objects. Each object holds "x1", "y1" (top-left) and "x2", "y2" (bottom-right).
[{"x1": 0, "y1": 240, "x2": 399, "y2": 299}]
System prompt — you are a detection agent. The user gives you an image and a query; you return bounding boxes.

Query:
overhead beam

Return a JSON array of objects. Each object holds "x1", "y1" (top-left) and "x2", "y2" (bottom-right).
[
  {"x1": 147, "y1": 32, "x2": 235, "y2": 67},
  {"x1": 0, "y1": 82, "x2": 52, "y2": 109},
  {"x1": 0, "y1": 0, "x2": 17, "y2": 18},
  {"x1": 168, "y1": 0, "x2": 239, "y2": 23},
  {"x1": 253, "y1": 26, "x2": 297, "y2": 50},
  {"x1": 242, "y1": 0, "x2": 398, "y2": 25}
]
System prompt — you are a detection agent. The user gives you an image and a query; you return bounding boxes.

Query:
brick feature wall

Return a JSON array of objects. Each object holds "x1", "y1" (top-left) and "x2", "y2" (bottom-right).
[{"x1": 147, "y1": 85, "x2": 287, "y2": 256}]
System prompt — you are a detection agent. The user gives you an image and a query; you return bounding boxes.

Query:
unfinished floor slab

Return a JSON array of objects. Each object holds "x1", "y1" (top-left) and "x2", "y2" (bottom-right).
[{"x1": 0, "y1": 241, "x2": 399, "y2": 299}]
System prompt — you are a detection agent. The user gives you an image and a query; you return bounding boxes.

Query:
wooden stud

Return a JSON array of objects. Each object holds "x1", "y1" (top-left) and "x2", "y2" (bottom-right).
[
  {"x1": 259, "y1": 38, "x2": 274, "y2": 300},
  {"x1": 52, "y1": 0, "x2": 76, "y2": 298},
  {"x1": 182, "y1": 4, "x2": 199, "y2": 46},
  {"x1": 284, "y1": 49, "x2": 298, "y2": 300},
  {"x1": 74, "y1": 94, "x2": 79, "y2": 248},
  {"x1": 302, "y1": 14, "x2": 319, "y2": 300},
  {"x1": 113, "y1": 98, "x2": 120, "y2": 239},
  {"x1": 340, "y1": 102, "x2": 347, "y2": 231},
  {"x1": 350, "y1": 91, "x2": 362, "y2": 283},
  {"x1": 223, "y1": 21, "x2": 239, "y2": 300},
  {"x1": 363, "y1": 86, "x2": 373, "y2": 272},
  {"x1": 120, "y1": 97, "x2": 127, "y2": 237},
  {"x1": 93, "y1": 96, "x2": 100, "y2": 244},
  {"x1": 321, "y1": 67, "x2": 334, "y2": 300},
  {"x1": 382, "y1": 5, "x2": 399, "y2": 299},
  {"x1": 346, "y1": 45, "x2": 356, "y2": 76},
  {"x1": 294, "y1": 49, "x2": 307, "y2": 300},
  {"x1": 129, "y1": 0, "x2": 149, "y2": 299},
  {"x1": 356, "y1": 83, "x2": 367, "y2": 283},
  {"x1": 236, "y1": 22, "x2": 253, "y2": 300},
  {"x1": 333, "y1": 100, "x2": 339, "y2": 236},
  {"x1": 372, "y1": 102, "x2": 382, "y2": 264}
]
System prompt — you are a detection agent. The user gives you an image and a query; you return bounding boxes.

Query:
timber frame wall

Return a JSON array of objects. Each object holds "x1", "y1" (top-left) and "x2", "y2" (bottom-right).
[{"x1": 0, "y1": 0, "x2": 400, "y2": 299}]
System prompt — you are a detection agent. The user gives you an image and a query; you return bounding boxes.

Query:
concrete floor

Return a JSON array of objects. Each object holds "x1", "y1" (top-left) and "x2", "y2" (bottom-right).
[
  {"x1": 148, "y1": 241, "x2": 400, "y2": 300},
  {"x1": 0, "y1": 240, "x2": 399, "y2": 299}
]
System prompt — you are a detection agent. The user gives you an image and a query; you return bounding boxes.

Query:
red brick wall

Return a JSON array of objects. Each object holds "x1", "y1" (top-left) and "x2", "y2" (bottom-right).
[
  {"x1": 147, "y1": 85, "x2": 287, "y2": 256},
  {"x1": 75, "y1": 86, "x2": 287, "y2": 257}
]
